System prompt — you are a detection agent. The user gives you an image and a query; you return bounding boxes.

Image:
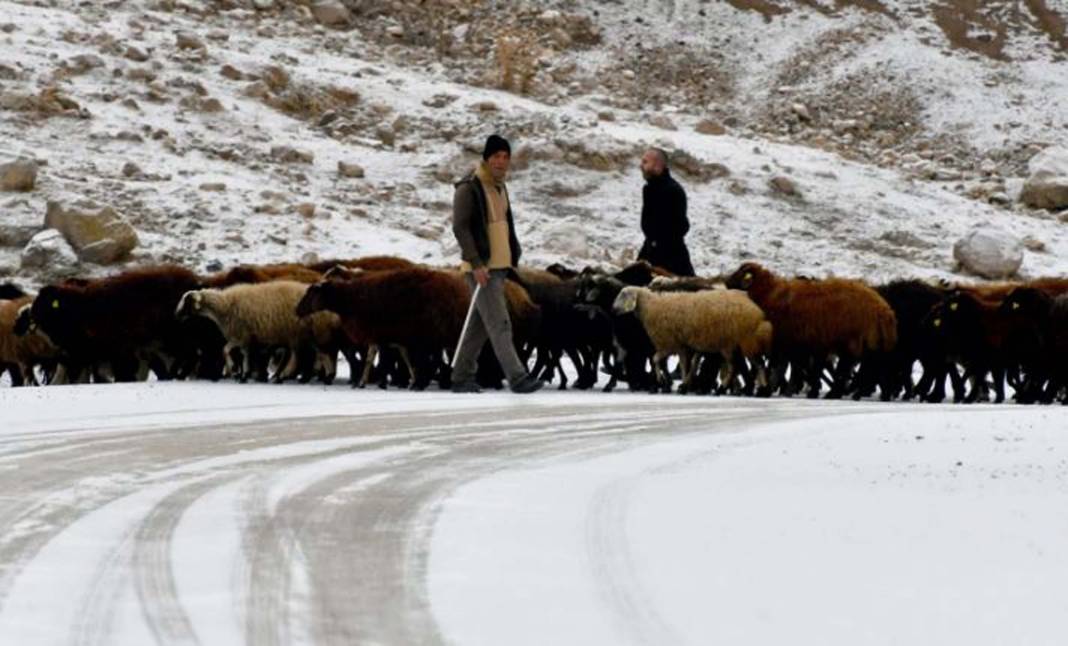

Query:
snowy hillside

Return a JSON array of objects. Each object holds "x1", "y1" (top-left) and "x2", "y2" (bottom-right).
[{"x1": 1, "y1": 0, "x2": 1066, "y2": 286}]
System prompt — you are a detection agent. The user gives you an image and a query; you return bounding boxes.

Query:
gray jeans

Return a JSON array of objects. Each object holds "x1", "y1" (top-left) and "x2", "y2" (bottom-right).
[{"x1": 451, "y1": 269, "x2": 526, "y2": 384}]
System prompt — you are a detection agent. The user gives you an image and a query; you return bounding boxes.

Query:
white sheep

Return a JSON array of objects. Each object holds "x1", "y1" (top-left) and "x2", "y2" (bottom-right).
[
  {"x1": 175, "y1": 281, "x2": 340, "y2": 383},
  {"x1": 612, "y1": 286, "x2": 773, "y2": 393}
]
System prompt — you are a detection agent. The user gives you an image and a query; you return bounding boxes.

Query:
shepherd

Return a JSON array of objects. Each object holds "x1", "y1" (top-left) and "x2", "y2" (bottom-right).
[{"x1": 449, "y1": 134, "x2": 543, "y2": 394}]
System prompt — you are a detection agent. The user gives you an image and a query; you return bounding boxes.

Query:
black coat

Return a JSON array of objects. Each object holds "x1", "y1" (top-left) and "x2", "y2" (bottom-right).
[{"x1": 638, "y1": 170, "x2": 694, "y2": 276}]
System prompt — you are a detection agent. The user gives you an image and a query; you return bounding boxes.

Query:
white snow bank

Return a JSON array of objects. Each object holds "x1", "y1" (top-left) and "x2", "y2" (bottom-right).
[{"x1": 429, "y1": 407, "x2": 1068, "y2": 645}]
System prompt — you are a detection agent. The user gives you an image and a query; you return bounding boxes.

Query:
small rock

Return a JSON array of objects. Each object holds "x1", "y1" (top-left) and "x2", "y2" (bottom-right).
[
  {"x1": 695, "y1": 119, "x2": 726, "y2": 135},
  {"x1": 311, "y1": 0, "x2": 351, "y2": 27},
  {"x1": 20, "y1": 229, "x2": 79, "y2": 272},
  {"x1": 270, "y1": 145, "x2": 314, "y2": 164},
  {"x1": 473, "y1": 100, "x2": 499, "y2": 112},
  {"x1": 338, "y1": 161, "x2": 365, "y2": 178},
  {"x1": 0, "y1": 160, "x2": 38, "y2": 192},
  {"x1": 386, "y1": 25, "x2": 405, "y2": 38},
  {"x1": 199, "y1": 97, "x2": 224, "y2": 112},
  {"x1": 121, "y1": 161, "x2": 142, "y2": 177},
  {"x1": 175, "y1": 31, "x2": 206, "y2": 51},
  {"x1": 296, "y1": 203, "x2": 316, "y2": 218},
  {"x1": 199, "y1": 182, "x2": 226, "y2": 192},
  {"x1": 125, "y1": 46, "x2": 150, "y2": 62},
  {"x1": 791, "y1": 103, "x2": 811, "y2": 122},
  {"x1": 1020, "y1": 146, "x2": 1068, "y2": 211},
  {"x1": 253, "y1": 0, "x2": 274, "y2": 9},
  {"x1": 769, "y1": 176, "x2": 801, "y2": 198},
  {"x1": 953, "y1": 227, "x2": 1023, "y2": 279},
  {"x1": 1022, "y1": 236, "x2": 1046, "y2": 253},
  {"x1": 649, "y1": 114, "x2": 676, "y2": 131},
  {"x1": 220, "y1": 64, "x2": 244, "y2": 81}
]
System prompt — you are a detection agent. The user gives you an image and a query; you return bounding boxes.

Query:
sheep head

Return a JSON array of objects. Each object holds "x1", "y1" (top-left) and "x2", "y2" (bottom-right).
[
  {"x1": 1000, "y1": 287, "x2": 1050, "y2": 318},
  {"x1": 0, "y1": 283, "x2": 26, "y2": 300},
  {"x1": 13, "y1": 305, "x2": 34, "y2": 337},
  {"x1": 323, "y1": 265, "x2": 364, "y2": 281},
  {"x1": 296, "y1": 283, "x2": 329, "y2": 318},
  {"x1": 612, "y1": 286, "x2": 641, "y2": 315},
  {"x1": 175, "y1": 290, "x2": 204, "y2": 319}
]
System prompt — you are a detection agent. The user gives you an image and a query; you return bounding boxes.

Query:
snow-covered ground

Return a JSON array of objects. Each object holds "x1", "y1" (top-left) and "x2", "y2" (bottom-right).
[{"x1": 1, "y1": 382, "x2": 1066, "y2": 644}]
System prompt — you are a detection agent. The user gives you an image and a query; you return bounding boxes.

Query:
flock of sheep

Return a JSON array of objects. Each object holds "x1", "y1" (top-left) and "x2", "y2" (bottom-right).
[{"x1": 1, "y1": 255, "x2": 1066, "y2": 405}]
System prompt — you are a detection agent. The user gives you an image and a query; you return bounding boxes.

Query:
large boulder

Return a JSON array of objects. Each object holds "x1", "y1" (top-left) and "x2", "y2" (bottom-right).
[
  {"x1": 0, "y1": 159, "x2": 37, "y2": 192},
  {"x1": 44, "y1": 200, "x2": 139, "y2": 265},
  {"x1": 1020, "y1": 146, "x2": 1068, "y2": 210},
  {"x1": 20, "y1": 229, "x2": 79, "y2": 272},
  {"x1": 953, "y1": 227, "x2": 1024, "y2": 279}
]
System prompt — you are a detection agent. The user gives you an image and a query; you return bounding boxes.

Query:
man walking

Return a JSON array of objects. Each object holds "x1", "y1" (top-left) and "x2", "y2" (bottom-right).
[
  {"x1": 637, "y1": 148, "x2": 696, "y2": 276},
  {"x1": 450, "y1": 134, "x2": 543, "y2": 394}
]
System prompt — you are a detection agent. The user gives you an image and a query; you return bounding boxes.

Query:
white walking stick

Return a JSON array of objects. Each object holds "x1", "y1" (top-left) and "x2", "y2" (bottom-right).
[{"x1": 450, "y1": 283, "x2": 482, "y2": 370}]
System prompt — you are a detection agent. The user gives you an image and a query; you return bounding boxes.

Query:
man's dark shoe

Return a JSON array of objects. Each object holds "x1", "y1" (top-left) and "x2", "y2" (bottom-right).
[
  {"x1": 510, "y1": 373, "x2": 544, "y2": 394},
  {"x1": 450, "y1": 381, "x2": 481, "y2": 394}
]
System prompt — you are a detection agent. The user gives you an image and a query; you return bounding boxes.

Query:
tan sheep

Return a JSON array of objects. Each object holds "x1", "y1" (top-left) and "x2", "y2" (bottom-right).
[
  {"x1": 612, "y1": 286, "x2": 773, "y2": 393},
  {"x1": 175, "y1": 281, "x2": 339, "y2": 383}
]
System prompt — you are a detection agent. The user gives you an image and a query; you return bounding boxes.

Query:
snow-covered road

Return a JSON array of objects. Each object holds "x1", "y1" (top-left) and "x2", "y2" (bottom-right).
[{"x1": 0, "y1": 383, "x2": 1065, "y2": 645}]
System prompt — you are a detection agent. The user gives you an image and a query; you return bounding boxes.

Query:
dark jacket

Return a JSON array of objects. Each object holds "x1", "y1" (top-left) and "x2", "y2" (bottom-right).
[
  {"x1": 452, "y1": 173, "x2": 522, "y2": 269},
  {"x1": 638, "y1": 169, "x2": 695, "y2": 277}
]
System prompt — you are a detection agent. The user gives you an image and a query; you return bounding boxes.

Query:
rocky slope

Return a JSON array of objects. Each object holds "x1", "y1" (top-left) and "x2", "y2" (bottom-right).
[{"x1": 0, "y1": 0, "x2": 1066, "y2": 287}]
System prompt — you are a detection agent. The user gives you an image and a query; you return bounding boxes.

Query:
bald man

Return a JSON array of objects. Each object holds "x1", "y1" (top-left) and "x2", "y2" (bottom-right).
[{"x1": 637, "y1": 148, "x2": 695, "y2": 276}]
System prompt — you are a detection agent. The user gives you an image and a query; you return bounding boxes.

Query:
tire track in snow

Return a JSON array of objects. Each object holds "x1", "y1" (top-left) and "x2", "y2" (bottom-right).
[{"x1": 0, "y1": 397, "x2": 883, "y2": 645}]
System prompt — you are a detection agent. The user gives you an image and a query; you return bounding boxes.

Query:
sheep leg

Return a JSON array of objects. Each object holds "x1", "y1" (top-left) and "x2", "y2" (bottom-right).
[
  {"x1": 805, "y1": 355, "x2": 824, "y2": 399},
  {"x1": 276, "y1": 345, "x2": 300, "y2": 383},
  {"x1": 652, "y1": 352, "x2": 672, "y2": 393},
  {"x1": 826, "y1": 356, "x2": 855, "y2": 399},
  {"x1": 358, "y1": 344, "x2": 379, "y2": 389},
  {"x1": 396, "y1": 345, "x2": 420, "y2": 390},
  {"x1": 991, "y1": 365, "x2": 1006, "y2": 404},
  {"x1": 565, "y1": 347, "x2": 586, "y2": 390},
  {"x1": 677, "y1": 350, "x2": 693, "y2": 394}
]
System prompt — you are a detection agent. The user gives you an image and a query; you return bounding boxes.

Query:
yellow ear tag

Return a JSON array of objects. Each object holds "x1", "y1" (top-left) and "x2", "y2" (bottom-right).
[
  {"x1": 949, "y1": 302, "x2": 958, "y2": 311},
  {"x1": 1012, "y1": 302, "x2": 1020, "y2": 310},
  {"x1": 744, "y1": 272, "x2": 752, "y2": 281},
  {"x1": 51, "y1": 299, "x2": 59, "y2": 309},
  {"x1": 933, "y1": 318, "x2": 941, "y2": 327}
]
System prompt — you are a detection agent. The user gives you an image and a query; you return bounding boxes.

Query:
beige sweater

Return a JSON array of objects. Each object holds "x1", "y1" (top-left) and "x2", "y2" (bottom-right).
[{"x1": 460, "y1": 162, "x2": 512, "y2": 271}]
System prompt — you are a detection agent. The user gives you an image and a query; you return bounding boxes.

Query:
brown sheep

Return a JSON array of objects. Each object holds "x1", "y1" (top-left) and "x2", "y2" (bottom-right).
[
  {"x1": 28, "y1": 266, "x2": 202, "y2": 382},
  {"x1": 297, "y1": 268, "x2": 540, "y2": 389},
  {"x1": 203, "y1": 263, "x2": 322, "y2": 288},
  {"x1": 725, "y1": 262, "x2": 897, "y2": 399},
  {"x1": 306, "y1": 255, "x2": 416, "y2": 274},
  {"x1": 1, "y1": 296, "x2": 59, "y2": 386}
]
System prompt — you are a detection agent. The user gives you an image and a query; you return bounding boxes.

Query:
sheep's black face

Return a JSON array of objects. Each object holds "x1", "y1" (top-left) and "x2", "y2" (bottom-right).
[
  {"x1": 29, "y1": 286, "x2": 80, "y2": 345},
  {"x1": 1000, "y1": 288, "x2": 1048, "y2": 318},
  {"x1": 296, "y1": 284, "x2": 327, "y2": 317},
  {"x1": 0, "y1": 283, "x2": 26, "y2": 300},
  {"x1": 725, "y1": 263, "x2": 760, "y2": 291},
  {"x1": 13, "y1": 306, "x2": 34, "y2": 337}
]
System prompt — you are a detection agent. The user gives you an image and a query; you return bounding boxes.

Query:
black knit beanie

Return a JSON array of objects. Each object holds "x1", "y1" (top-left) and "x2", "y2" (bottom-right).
[{"x1": 482, "y1": 134, "x2": 512, "y2": 160}]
